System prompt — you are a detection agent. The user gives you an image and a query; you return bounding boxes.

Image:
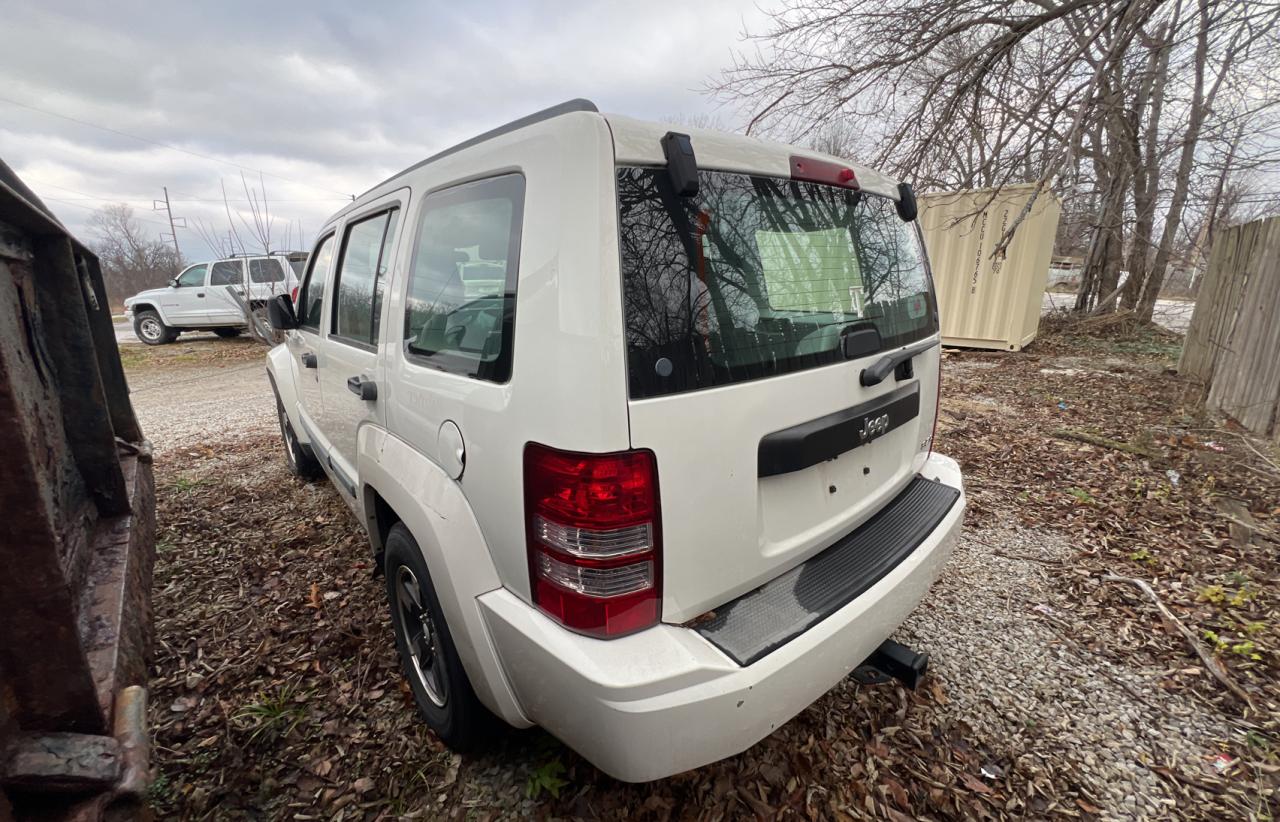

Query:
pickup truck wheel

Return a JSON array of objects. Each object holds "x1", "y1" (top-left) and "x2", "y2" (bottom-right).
[
  {"x1": 213, "y1": 327, "x2": 243, "y2": 338},
  {"x1": 133, "y1": 310, "x2": 176, "y2": 345},
  {"x1": 275, "y1": 400, "x2": 322, "y2": 480},
  {"x1": 384, "y1": 524, "x2": 495, "y2": 751}
]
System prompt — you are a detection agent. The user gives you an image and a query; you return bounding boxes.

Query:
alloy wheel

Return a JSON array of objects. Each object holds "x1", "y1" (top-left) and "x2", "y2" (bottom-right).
[
  {"x1": 394, "y1": 565, "x2": 448, "y2": 707},
  {"x1": 139, "y1": 317, "x2": 162, "y2": 342}
]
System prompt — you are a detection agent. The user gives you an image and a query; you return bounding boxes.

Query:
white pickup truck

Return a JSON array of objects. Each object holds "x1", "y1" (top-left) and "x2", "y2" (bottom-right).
[{"x1": 123, "y1": 253, "x2": 304, "y2": 344}]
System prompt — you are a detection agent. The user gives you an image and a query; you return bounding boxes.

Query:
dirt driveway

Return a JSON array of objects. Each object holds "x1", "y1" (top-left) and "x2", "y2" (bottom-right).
[{"x1": 127, "y1": 334, "x2": 1275, "y2": 820}]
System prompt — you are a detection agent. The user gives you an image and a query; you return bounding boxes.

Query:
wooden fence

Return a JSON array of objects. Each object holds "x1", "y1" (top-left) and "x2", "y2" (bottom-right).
[{"x1": 1179, "y1": 216, "x2": 1280, "y2": 441}]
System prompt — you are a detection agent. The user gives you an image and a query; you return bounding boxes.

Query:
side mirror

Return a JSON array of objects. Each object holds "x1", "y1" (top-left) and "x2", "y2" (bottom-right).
[
  {"x1": 267, "y1": 293, "x2": 299, "y2": 330},
  {"x1": 168, "y1": 278, "x2": 179, "y2": 288},
  {"x1": 896, "y1": 182, "x2": 918, "y2": 222}
]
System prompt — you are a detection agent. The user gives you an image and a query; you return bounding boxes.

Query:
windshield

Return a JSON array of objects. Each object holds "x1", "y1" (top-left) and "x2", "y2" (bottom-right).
[{"x1": 617, "y1": 167, "x2": 938, "y2": 399}]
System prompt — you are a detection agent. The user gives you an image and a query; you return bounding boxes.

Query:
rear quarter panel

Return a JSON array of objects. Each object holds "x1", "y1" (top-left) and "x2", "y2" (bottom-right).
[{"x1": 375, "y1": 111, "x2": 630, "y2": 604}]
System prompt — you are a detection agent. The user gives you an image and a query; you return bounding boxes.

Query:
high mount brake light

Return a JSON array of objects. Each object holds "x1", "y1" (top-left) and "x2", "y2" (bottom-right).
[
  {"x1": 790, "y1": 155, "x2": 860, "y2": 189},
  {"x1": 524, "y1": 444, "x2": 661, "y2": 638}
]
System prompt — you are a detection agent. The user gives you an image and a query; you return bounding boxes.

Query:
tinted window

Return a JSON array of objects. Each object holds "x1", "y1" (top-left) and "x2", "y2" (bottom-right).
[
  {"x1": 404, "y1": 174, "x2": 523, "y2": 382},
  {"x1": 298, "y1": 235, "x2": 334, "y2": 331},
  {"x1": 176, "y1": 264, "x2": 208, "y2": 287},
  {"x1": 249, "y1": 258, "x2": 286, "y2": 283},
  {"x1": 208, "y1": 261, "x2": 241, "y2": 286},
  {"x1": 332, "y1": 208, "x2": 400, "y2": 345},
  {"x1": 617, "y1": 168, "x2": 937, "y2": 398}
]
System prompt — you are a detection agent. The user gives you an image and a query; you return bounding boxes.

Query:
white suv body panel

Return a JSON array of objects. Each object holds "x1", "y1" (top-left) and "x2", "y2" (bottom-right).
[
  {"x1": 481, "y1": 453, "x2": 962, "y2": 782},
  {"x1": 267, "y1": 103, "x2": 962, "y2": 781}
]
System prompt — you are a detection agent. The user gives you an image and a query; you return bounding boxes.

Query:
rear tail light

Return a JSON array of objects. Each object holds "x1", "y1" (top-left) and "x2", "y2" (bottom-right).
[
  {"x1": 290, "y1": 285, "x2": 299, "y2": 303},
  {"x1": 524, "y1": 443, "x2": 661, "y2": 638},
  {"x1": 790, "y1": 155, "x2": 860, "y2": 189}
]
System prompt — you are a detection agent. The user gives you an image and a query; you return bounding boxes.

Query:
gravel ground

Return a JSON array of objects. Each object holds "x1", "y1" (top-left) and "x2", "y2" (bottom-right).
[
  {"x1": 125, "y1": 335, "x2": 1265, "y2": 819},
  {"x1": 125, "y1": 343, "x2": 274, "y2": 453},
  {"x1": 898, "y1": 526, "x2": 1235, "y2": 819}
]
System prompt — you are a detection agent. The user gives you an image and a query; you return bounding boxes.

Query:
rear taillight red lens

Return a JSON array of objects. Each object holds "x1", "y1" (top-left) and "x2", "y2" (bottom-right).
[
  {"x1": 290, "y1": 285, "x2": 299, "y2": 303},
  {"x1": 524, "y1": 443, "x2": 661, "y2": 638},
  {"x1": 790, "y1": 155, "x2": 860, "y2": 189}
]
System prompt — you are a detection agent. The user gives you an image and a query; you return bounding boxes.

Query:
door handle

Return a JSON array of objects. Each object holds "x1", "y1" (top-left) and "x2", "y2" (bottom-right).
[
  {"x1": 301, "y1": 352, "x2": 317, "y2": 368},
  {"x1": 196, "y1": 292, "x2": 205, "y2": 298},
  {"x1": 347, "y1": 375, "x2": 377, "y2": 401}
]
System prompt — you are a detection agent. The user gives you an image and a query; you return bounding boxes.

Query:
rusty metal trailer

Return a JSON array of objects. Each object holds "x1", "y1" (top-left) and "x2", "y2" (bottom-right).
[{"x1": 0, "y1": 159, "x2": 155, "y2": 820}]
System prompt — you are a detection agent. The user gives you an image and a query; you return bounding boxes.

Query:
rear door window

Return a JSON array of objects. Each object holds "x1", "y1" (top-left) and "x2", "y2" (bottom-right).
[
  {"x1": 617, "y1": 167, "x2": 937, "y2": 398},
  {"x1": 331, "y1": 209, "x2": 401, "y2": 346},
  {"x1": 208, "y1": 261, "x2": 242, "y2": 286},
  {"x1": 403, "y1": 174, "x2": 524, "y2": 382}
]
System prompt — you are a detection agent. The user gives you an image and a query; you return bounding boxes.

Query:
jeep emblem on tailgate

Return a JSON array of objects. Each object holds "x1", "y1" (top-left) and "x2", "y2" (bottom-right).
[{"x1": 860, "y1": 413, "x2": 890, "y2": 442}]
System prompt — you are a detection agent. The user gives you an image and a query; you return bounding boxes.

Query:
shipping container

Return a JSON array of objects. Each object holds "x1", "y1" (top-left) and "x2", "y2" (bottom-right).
[{"x1": 919, "y1": 184, "x2": 1061, "y2": 351}]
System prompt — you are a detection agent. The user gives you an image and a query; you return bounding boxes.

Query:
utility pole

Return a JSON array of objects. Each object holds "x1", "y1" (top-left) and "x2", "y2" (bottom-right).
[{"x1": 153, "y1": 187, "x2": 186, "y2": 260}]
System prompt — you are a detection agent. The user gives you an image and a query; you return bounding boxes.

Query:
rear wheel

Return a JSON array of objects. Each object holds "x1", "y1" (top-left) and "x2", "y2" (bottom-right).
[
  {"x1": 213, "y1": 327, "x2": 243, "y2": 338},
  {"x1": 384, "y1": 524, "x2": 495, "y2": 751},
  {"x1": 275, "y1": 398, "x2": 322, "y2": 480},
  {"x1": 133, "y1": 310, "x2": 176, "y2": 345}
]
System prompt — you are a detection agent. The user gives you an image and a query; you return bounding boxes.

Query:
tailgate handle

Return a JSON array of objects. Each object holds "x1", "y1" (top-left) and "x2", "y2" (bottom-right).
[
  {"x1": 757, "y1": 383, "x2": 920, "y2": 477},
  {"x1": 860, "y1": 339, "x2": 939, "y2": 387}
]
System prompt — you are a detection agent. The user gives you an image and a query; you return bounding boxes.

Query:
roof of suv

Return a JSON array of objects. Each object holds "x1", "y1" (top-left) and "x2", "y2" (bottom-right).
[{"x1": 331, "y1": 99, "x2": 902, "y2": 226}]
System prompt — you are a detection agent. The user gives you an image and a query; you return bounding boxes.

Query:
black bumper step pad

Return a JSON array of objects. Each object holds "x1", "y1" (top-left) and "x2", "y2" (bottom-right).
[{"x1": 694, "y1": 476, "x2": 960, "y2": 666}]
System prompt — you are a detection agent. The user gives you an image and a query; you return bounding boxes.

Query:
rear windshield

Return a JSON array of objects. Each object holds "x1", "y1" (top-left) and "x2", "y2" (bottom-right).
[{"x1": 618, "y1": 167, "x2": 937, "y2": 399}]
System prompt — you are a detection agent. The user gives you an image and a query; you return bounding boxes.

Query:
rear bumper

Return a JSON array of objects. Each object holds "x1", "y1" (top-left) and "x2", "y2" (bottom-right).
[{"x1": 478, "y1": 453, "x2": 964, "y2": 782}]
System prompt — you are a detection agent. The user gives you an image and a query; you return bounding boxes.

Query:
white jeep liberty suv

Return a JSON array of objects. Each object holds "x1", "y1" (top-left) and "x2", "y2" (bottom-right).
[{"x1": 265, "y1": 100, "x2": 965, "y2": 783}]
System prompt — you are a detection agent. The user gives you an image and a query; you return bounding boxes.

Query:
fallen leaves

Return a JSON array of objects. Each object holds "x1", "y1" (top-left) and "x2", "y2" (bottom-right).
[{"x1": 141, "y1": 319, "x2": 1280, "y2": 820}]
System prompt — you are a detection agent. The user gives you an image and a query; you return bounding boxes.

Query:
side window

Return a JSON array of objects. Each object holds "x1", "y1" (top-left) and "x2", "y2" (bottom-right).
[
  {"x1": 332, "y1": 208, "x2": 400, "y2": 346},
  {"x1": 176, "y1": 264, "x2": 208, "y2": 287},
  {"x1": 249, "y1": 258, "x2": 286, "y2": 283},
  {"x1": 404, "y1": 174, "x2": 523, "y2": 382},
  {"x1": 208, "y1": 261, "x2": 241, "y2": 286},
  {"x1": 298, "y1": 234, "x2": 335, "y2": 332}
]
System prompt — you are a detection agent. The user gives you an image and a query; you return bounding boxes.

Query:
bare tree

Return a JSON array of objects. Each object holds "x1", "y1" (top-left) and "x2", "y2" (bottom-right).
[
  {"x1": 713, "y1": 0, "x2": 1280, "y2": 322},
  {"x1": 234, "y1": 172, "x2": 276, "y2": 254},
  {"x1": 88, "y1": 204, "x2": 184, "y2": 307}
]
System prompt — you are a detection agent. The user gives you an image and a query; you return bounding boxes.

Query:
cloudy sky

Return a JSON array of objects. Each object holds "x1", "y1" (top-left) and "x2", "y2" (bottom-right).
[{"x1": 0, "y1": 0, "x2": 772, "y2": 259}]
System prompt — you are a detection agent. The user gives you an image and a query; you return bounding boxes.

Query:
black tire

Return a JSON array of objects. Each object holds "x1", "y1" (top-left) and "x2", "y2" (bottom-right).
[
  {"x1": 274, "y1": 396, "x2": 322, "y2": 480},
  {"x1": 384, "y1": 524, "x2": 495, "y2": 751},
  {"x1": 213, "y1": 327, "x2": 243, "y2": 338},
  {"x1": 133, "y1": 309, "x2": 177, "y2": 345}
]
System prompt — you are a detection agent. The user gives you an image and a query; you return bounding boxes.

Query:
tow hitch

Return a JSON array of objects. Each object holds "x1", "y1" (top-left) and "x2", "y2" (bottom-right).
[{"x1": 852, "y1": 639, "x2": 929, "y2": 690}]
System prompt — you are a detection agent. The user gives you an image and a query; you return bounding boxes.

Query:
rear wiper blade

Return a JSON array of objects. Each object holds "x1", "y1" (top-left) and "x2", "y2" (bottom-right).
[{"x1": 860, "y1": 339, "x2": 939, "y2": 387}]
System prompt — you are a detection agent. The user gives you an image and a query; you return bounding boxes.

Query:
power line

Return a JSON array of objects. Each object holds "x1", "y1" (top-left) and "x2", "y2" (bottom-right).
[
  {"x1": 34, "y1": 195, "x2": 350, "y2": 203},
  {"x1": 0, "y1": 94, "x2": 356, "y2": 199},
  {"x1": 41, "y1": 196, "x2": 172, "y2": 228},
  {"x1": 29, "y1": 177, "x2": 348, "y2": 204}
]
